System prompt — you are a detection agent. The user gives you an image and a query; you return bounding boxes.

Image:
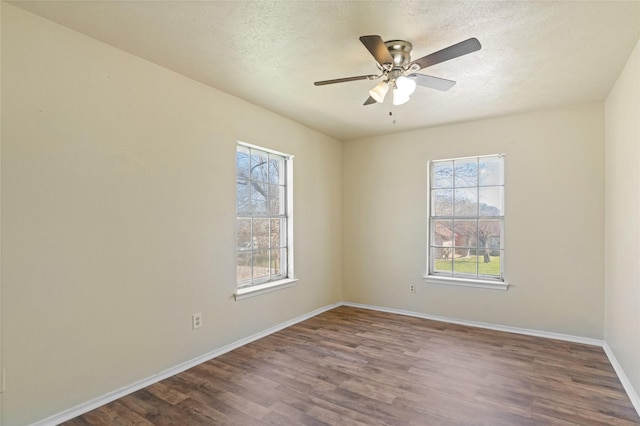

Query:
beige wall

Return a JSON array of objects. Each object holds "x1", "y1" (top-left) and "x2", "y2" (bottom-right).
[
  {"x1": 605, "y1": 38, "x2": 640, "y2": 403},
  {"x1": 3, "y1": 2, "x2": 639, "y2": 425},
  {"x1": 342, "y1": 104, "x2": 605, "y2": 338},
  {"x1": 0, "y1": 4, "x2": 342, "y2": 424}
]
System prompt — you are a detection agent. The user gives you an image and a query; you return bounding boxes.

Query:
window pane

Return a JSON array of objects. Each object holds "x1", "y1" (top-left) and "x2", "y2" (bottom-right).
[
  {"x1": 454, "y1": 220, "x2": 478, "y2": 248},
  {"x1": 454, "y1": 158, "x2": 478, "y2": 187},
  {"x1": 237, "y1": 252, "x2": 252, "y2": 283},
  {"x1": 237, "y1": 180, "x2": 250, "y2": 214},
  {"x1": 479, "y1": 187, "x2": 503, "y2": 216},
  {"x1": 250, "y1": 150, "x2": 269, "y2": 182},
  {"x1": 432, "y1": 189, "x2": 453, "y2": 216},
  {"x1": 250, "y1": 182, "x2": 268, "y2": 214},
  {"x1": 479, "y1": 220, "x2": 502, "y2": 250},
  {"x1": 237, "y1": 218, "x2": 252, "y2": 251},
  {"x1": 454, "y1": 188, "x2": 478, "y2": 216},
  {"x1": 453, "y1": 256, "x2": 477, "y2": 276},
  {"x1": 269, "y1": 154, "x2": 285, "y2": 185},
  {"x1": 268, "y1": 184, "x2": 285, "y2": 215},
  {"x1": 479, "y1": 156, "x2": 503, "y2": 186},
  {"x1": 478, "y1": 250, "x2": 501, "y2": 278},
  {"x1": 252, "y1": 219, "x2": 270, "y2": 249},
  {"x1": 432, "y1": 248, "x2": 453, "y2": 274},
  {"x1": 280, "y1": 248, "x2": 288, "y2": 275},
  {"x1": 236, "y1": 146, "x2": 251, "y2": 180},
  {"x1": 269, "y1": 248, "x2": 282, "y2": 277},
  {"x1": 270, "y1": 218, "x2": 286, "y2": 248},
  {"x1": 432, "y1": 220, "x2": 453, "y2": 245},
  {"x1": 252, "y1": 250, "x2": 270, "y2": 280},
  {"x1": 433, "y1": 161, "x2": 453, "y2": 188}
]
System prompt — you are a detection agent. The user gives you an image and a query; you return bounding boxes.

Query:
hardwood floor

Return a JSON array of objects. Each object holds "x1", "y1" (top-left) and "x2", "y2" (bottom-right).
[{"x1": 63, "y1": 306, "x2": 640, "y2": 425}]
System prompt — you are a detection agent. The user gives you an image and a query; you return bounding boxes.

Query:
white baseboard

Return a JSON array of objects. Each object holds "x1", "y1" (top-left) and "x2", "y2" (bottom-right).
[
  {"x1": 603, "y1": 342, "x2": 640, "y2": 415},
  {"x1": 32, "y1": 300, "x2": 640, "y2": 424},
  {"x1": 32, "y1": 302, "x2": 341, "y2": 426},
  {"x1": 342, "y1": 301, "x2": 604, "y2": 346}
]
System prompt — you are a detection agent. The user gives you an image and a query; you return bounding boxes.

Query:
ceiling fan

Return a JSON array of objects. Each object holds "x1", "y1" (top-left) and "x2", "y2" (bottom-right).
[{"x1": 314, "y1": 35, "x2": 481, "y2": 106}]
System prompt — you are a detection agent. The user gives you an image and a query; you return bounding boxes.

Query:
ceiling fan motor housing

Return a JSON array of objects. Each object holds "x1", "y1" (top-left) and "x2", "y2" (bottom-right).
[{"x1": 384, "y1": 40, "x2": 413, "y2": 68}]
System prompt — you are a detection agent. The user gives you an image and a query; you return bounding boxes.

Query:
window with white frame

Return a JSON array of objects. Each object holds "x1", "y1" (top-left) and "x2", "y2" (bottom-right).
[
  {"x1": 427, "y1": 154, "x2": 505, "y2": 285},
  {"x1": 236, "y1": 143, "x2": 292, "y2": 290}
]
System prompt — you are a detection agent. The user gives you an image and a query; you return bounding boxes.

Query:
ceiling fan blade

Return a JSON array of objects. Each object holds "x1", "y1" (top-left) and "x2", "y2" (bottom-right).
[
  {"x1": 314, "y1": 74, "x2": 378, "y2": 86},
  {"x1": 409, "y1": 38, "x2": 481, "y2": 71},
  {"x1": 363, "y1": 96, "x2": 377, "y2": 106},
  {"x1": 408, "y1": 74, "x2": 456, "y2": 91},
  {"x1": 359, "y1": 35, "x2": 394, "y2": 66}
]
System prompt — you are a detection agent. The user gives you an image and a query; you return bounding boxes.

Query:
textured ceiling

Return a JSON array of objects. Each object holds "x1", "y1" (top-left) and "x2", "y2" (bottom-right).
[{"x1": 10, "y1": 0, "x2": 640, "y2": 140}]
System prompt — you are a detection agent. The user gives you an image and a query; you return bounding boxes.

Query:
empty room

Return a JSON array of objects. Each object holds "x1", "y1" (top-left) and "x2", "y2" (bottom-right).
[{"x1": 1, "y1": 1, "x2": 639, "y2": 425}]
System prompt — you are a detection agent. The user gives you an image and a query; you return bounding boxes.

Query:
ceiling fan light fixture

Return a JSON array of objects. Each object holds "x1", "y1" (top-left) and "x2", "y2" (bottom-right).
[
  {"x1": 369, "y1": 81, "x2": 389, "y2": 103},
  {"x1": 392, "y1": 88, "x2": 410, "y2": 106},
  {"x1": 395, "y1": 75, "x2": 417, "y2": 96}
]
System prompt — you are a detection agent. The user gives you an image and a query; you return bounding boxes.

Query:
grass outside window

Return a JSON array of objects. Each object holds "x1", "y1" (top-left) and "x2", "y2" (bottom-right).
[{"x1": 434, "y1": 255, "x2": 501, "y2": 277}]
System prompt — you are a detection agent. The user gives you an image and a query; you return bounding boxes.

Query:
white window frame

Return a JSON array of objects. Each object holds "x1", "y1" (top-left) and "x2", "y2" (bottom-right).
[
  {"x1": 423, "y1": 154, "x2": 508, "y2": 291},
  {"x1": 235, "y1": 142, "x2": 296, "y2": 300}
]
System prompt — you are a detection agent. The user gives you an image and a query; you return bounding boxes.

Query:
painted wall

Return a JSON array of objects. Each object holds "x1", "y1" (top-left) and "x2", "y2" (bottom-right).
[
  {"x1": 343, "y1": 104, "x2": 605, "y2": 339},
  {"x1": 1, "y1": 4, "x2": 342, "y2": 424},
  {"x1": 3, "y1": 2, "x2": 637, "y2": 424},
  {"x1": 605, "y1": 38, "x2": 640, "y2": 406}
]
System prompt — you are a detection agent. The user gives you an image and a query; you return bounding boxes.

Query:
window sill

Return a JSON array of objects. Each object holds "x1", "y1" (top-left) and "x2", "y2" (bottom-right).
[
  {"x1": 234, "y1": 278, "x2": 298, "y2": 301},
  {"x1": 422, "y1": 275, "x2": 509, "y2": 291}
]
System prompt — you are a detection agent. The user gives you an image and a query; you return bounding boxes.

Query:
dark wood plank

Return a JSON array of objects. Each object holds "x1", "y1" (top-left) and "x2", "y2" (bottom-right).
[{"x1": 61, "y1": 306, "x2": 640, "y2": 425}]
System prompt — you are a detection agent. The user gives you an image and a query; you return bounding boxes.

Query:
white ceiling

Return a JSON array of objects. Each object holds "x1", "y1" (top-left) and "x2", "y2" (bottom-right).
[{"x1": 10, "y1": 1, "x2": 640, "y2": 141}]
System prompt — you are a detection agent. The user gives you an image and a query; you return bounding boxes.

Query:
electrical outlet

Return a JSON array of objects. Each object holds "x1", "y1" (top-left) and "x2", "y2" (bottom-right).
[
  {"x1": 192, "y1": 313, "x2": 202, "y2": 330},
  {"x1": 409, "y1": 284, "x2": 416, "y2": 293}
]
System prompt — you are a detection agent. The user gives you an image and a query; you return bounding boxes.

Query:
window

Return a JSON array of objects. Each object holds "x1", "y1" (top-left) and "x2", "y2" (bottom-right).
[
  {"x1": 425, "y1": 154, "x2": 506, "y2": 290},
  {"x1": 236, "y1": 143, "x2": 295, "y2": 298}
]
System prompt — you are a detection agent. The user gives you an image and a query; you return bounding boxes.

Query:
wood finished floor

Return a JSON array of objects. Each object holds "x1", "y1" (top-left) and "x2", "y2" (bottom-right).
[{"x1": 63, "y1": 306, "x2": 640, "y2": 425}]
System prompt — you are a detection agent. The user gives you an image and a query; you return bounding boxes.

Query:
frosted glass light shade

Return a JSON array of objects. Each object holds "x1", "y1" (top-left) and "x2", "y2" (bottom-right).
[
  {"x1": 395, "y1": 75, "x2": 416, "y2": 96},
  {"x1": 369, "y1": 81, "x2": 389, "y2": 103},
  {"x1": 392, "y1": 88, "x2": 410, "y2": 105}
]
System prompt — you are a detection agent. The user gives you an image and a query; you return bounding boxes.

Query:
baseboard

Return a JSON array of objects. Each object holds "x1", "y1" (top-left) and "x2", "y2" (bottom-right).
[
  {"x1": 31, "y1": 300, "x2": 639, "y2": 425},
  {"x1": 32, "y1": 302, "x2": 342, "y2": 426},
  {"x1": 603, "y1": 342, "x2": 640, "y2": 416},
  {"x1": 342, "y1": 301, "x2": 604, "y2": 346}
]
